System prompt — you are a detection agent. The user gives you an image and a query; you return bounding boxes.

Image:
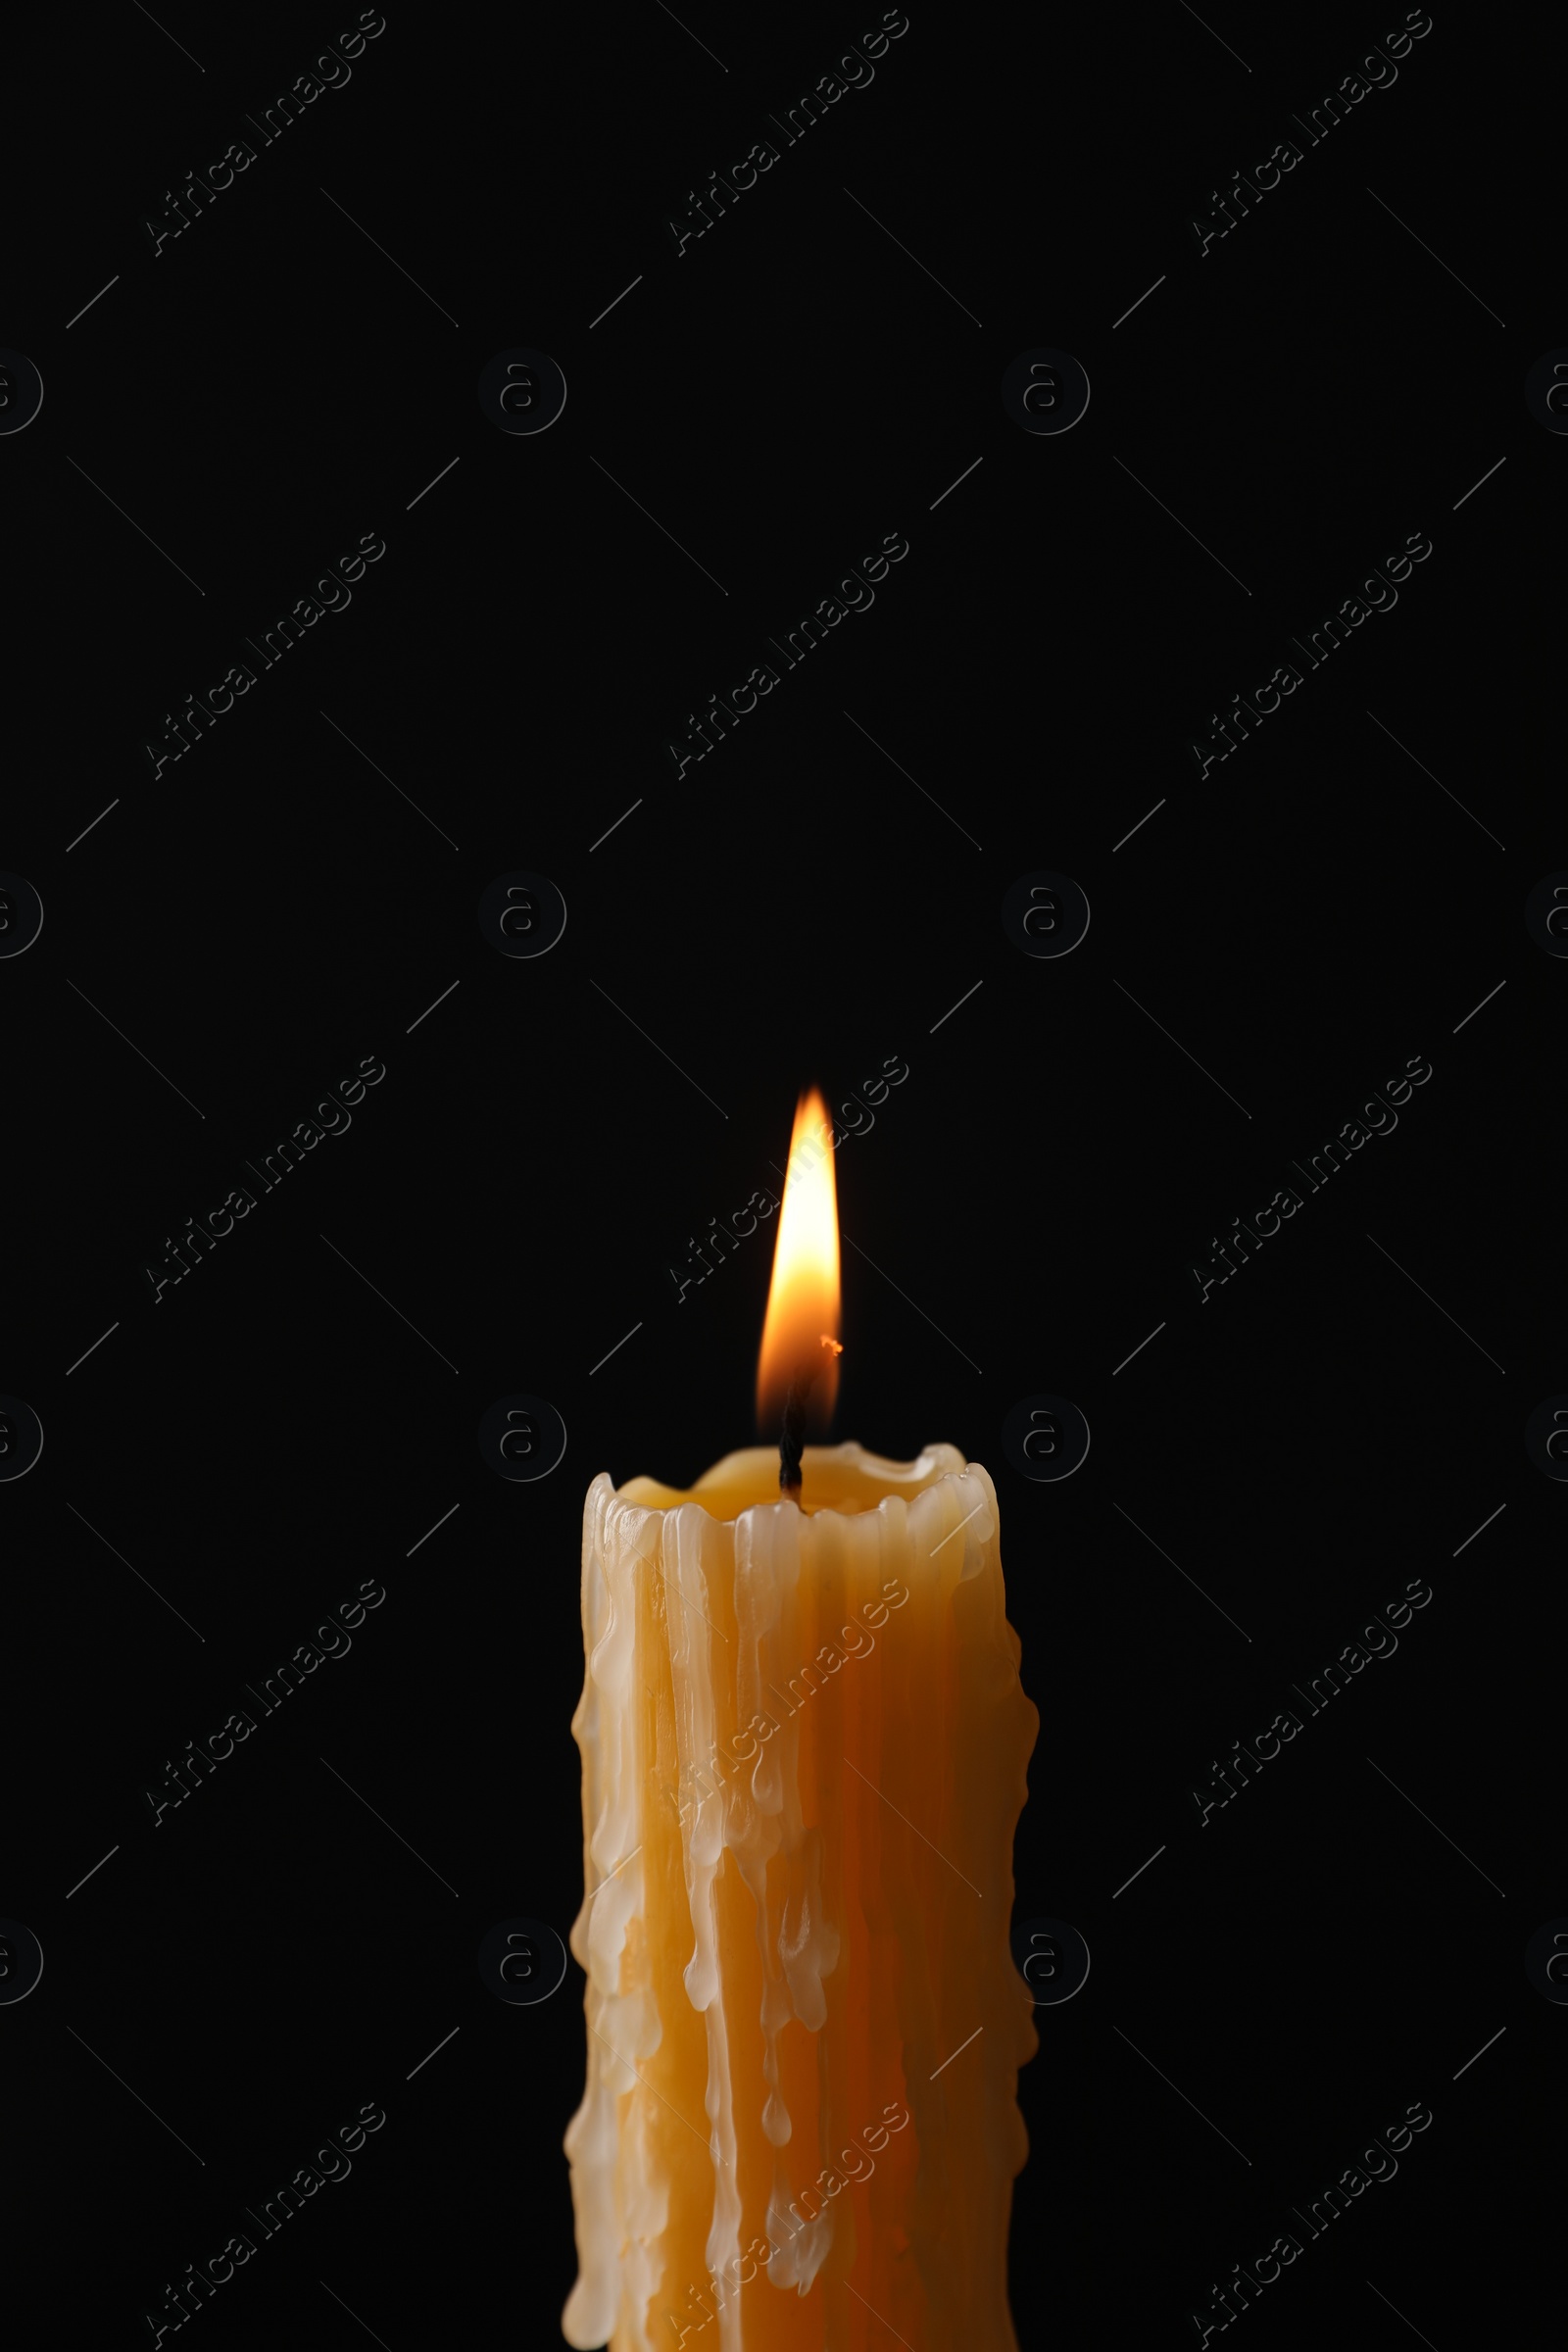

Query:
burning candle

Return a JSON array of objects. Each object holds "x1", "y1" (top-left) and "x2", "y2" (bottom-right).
[{"x1": 564, "y1": 1091, "x2": 1038, "y2": 2352}]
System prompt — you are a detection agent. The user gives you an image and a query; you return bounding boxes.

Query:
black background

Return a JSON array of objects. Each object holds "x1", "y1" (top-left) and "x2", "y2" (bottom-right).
[{"x1": 5, "y1": 0, "x2": 1560, "y2": 2344}]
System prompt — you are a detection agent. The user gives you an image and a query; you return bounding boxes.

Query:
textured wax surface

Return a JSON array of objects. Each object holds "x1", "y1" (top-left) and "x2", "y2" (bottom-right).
[{"x1": 564, "y1": 1443, "x2": 1039, "y2": 2352}]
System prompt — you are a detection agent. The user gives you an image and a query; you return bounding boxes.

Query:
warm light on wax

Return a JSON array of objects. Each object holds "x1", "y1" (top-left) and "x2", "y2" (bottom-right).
[{"x1": 563, "y1": 1089, "x2": 1038, "y2": 2352}]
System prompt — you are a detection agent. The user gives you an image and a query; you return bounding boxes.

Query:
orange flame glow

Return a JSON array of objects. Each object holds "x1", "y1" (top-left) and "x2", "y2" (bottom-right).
[{"x1": 756, "y1": 1088, "x2": 842, "y2": 1436}]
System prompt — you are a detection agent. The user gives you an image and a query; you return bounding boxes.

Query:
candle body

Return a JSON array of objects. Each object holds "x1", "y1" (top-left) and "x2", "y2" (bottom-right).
[{"x1": 564, "y1": 1442, "x2": 1038, "y2": 2352}]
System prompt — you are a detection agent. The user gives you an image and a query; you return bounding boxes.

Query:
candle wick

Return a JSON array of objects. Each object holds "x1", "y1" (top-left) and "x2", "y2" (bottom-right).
[{"x1": 778, "y1": 1335, "x2": 843, "y2": 1499}]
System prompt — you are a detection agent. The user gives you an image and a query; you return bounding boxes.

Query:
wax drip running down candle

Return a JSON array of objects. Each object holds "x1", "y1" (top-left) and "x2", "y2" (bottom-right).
[{"x1": 563, "y1": 1088, "x2": 1039, "y2": 2352}]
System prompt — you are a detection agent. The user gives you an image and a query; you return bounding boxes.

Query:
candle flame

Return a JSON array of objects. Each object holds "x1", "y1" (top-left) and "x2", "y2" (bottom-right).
[{"x1": 757, "y1": 1088, "x2": 842, "y2": 1435}]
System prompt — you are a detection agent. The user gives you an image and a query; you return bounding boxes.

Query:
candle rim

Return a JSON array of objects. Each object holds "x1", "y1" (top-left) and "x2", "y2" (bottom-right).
[{"x1": 607, "y1": 1438, "x2": 969, "y2": 1521}]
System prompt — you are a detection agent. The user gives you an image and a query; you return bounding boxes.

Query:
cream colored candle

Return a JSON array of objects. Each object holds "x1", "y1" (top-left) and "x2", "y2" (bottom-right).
[{"x1": 563, "y1": 1438, "x2": 1039, "y2": 2352}]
